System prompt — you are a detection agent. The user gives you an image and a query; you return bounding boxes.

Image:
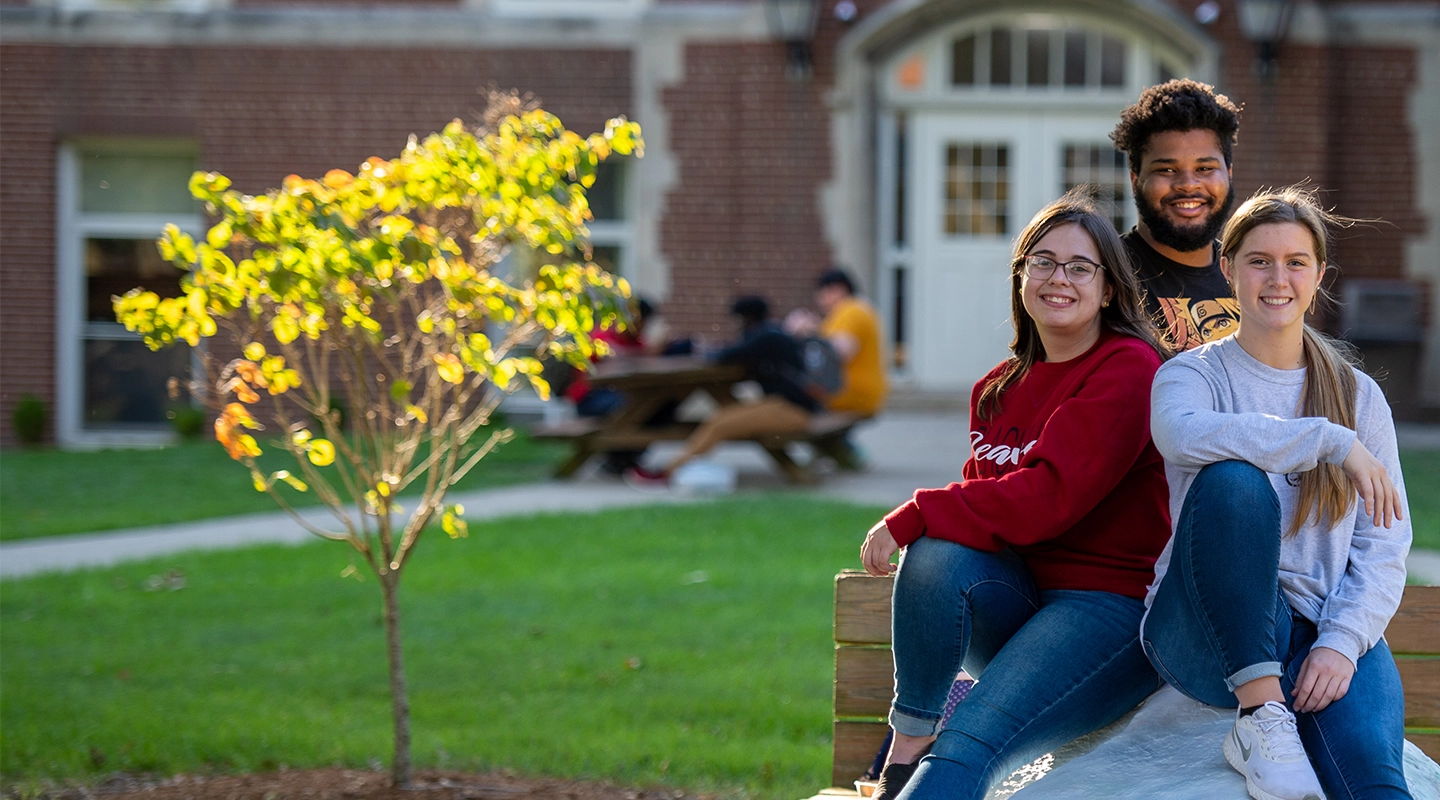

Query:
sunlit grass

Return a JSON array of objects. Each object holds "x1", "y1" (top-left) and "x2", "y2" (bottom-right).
[{"x1": 1, "y1": 497, "x2": 884, "y2": 799}]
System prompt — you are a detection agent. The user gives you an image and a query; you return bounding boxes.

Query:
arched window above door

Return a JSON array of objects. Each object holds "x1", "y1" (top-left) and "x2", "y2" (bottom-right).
[
  {"x1": 950, "y1": 23, "x2": 1127, "y2": 90},
  {"x1": 880, "y1": 10, "x2": 1199, "y2": 102}
]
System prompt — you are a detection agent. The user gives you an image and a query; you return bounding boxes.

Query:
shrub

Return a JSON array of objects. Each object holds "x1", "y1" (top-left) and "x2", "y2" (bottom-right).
[
  {"x1": 12, "y1": 395, "x2": 46, "y2": 445},
  {"x1": 169, "y1": 405, "x2": 207, "y2": 438}
]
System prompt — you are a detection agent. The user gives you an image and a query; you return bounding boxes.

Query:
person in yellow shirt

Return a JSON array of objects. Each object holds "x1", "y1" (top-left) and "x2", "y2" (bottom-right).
[{"x1": 815, "y1": 268, "x2": 887, "y2": 417}]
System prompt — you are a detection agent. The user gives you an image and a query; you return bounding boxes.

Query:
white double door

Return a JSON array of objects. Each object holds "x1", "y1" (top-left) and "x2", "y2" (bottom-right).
[{"x1": 904, "y1": 111, "x2": 1129, "y2": 391}]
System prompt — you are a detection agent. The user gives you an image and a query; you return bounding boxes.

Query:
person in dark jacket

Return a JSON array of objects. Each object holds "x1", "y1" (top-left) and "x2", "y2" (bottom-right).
[{"x1": 626, "y1": 296, "x2": 817, "y2": 485}]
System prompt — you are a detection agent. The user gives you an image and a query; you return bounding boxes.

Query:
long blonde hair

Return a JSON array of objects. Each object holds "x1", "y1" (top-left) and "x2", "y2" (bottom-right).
[
  {"x1": 977, "y1": 188, "x2": 1172, "y2": 420},
  {"x1": 1219, "y1": 186, "x2": 1359, "y2": 537}
]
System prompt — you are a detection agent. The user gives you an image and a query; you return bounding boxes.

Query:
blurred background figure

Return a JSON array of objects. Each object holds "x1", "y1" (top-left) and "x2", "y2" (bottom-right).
[
  {"x1": 787, "y1": 269, "x2": 887, "y2": 419},
  {"x1": 563, "y1": 296, "x2": 672, "y2": 474},
  {"x1": 627, "y1": 295, "x2": 817, "y2": 488}
]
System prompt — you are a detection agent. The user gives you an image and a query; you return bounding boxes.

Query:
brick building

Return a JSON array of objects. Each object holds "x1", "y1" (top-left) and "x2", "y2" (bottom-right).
[{"x1": 2, "y1": 0, "x2": 1437, "y2": 447}]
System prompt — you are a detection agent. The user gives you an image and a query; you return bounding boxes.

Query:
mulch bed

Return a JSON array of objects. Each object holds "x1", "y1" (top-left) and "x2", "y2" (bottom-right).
[{"x1": 14, "y1": 770, "x2": 716, "y2": 800}]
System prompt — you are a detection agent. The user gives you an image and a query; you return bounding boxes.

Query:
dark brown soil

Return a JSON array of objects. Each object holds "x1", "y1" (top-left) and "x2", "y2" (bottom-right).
[{"x1": 15, "y1": 769, "x2": 717, "y2": 800}]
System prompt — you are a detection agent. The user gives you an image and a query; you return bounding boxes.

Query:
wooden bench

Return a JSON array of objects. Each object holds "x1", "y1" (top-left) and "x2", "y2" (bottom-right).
[
  {"x1": 825, "y1": 571, "x2": 1440, "y2": 792},
  {"x1": 532, "y1": 411, "x2": 865, "y2": 483}
]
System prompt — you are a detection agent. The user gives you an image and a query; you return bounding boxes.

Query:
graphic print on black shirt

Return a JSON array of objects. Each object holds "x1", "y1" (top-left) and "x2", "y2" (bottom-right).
[{"x1": 1121, "y1": 229, "x2": 1239, "y2": 351}]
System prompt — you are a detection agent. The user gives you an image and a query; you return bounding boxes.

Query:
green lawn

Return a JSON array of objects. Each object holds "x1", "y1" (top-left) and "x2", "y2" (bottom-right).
[
  {"x1": 0, "y1": 497, "x2": 884, "y2": 799},
  {"x1": 1400, "y1": 450, "x2": 1440, "y2": 552},
  {"x1": 0, "y1": 429, "x2": 567, "y2": 541}
]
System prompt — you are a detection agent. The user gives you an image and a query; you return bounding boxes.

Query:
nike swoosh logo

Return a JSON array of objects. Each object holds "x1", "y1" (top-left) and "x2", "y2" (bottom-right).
[{"x1": 1237, "y1": 731, "x2": 1252, "y2": 762}]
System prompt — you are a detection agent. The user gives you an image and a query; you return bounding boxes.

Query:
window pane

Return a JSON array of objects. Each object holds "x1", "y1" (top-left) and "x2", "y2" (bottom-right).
[
  {"x1": 1157, "y1": 63, "x2": 1177, "y2": 84},
  {"x1": 1026, "y1": 30, "x2": 1051, "y2": 87},
  {"x1": 84, "y1": 338, "x2": 191, "y2": 427},
  {"x1": 894, "y1": 113, "x2": 908, "y2": 246},
  {"x1": 86, "y1": 238, "x2": 185, "y2": 322},
  {"x1": 951, "y1": 34, "x2": 976, "y2": 85},
  {"x1": 1062, "y1": 144, "x2": 1129, "y2": 231},
  {"x1": 588, "y1": 160, "x2": 626, "y2": 221},
  {"x1": 990, "y1": 28, "x2": 1012, "y2": 86},
  {"x1": 80, "y1": 152, "x2": 198, "y2": 214},
  {"x1": 1064, "y1": 30, "x2": 1088, "y2": 86},
  {"x1": 945, "y1": 143, "x2": 1009, "y2": 236},
  {"x1": 1101, "y1": 35, "x2": 1127, "y2": 87},
  {"x1": 891, "y1": 266, "x2": 907, "y2": 369}
]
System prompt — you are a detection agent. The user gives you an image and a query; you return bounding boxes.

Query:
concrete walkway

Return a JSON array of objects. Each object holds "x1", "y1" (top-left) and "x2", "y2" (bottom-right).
[{"x1": 4, "y1": 411, "x2": 1438, "y2": 582}]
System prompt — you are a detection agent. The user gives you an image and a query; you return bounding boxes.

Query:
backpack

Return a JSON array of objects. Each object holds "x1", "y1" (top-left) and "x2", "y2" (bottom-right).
[{"x1": 795, "y1": 335, "x2": 843, "y2": 398}]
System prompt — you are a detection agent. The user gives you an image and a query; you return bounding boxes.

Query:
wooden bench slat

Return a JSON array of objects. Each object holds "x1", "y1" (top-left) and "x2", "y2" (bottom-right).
[
  {"x1": 531, "y1": 419, "x2": 605, "y2": 439},
  {"x1": 1398, "y1": 658, "x2": 1440, "y2": 729},
  {"x1": 833, "y1": 720, "x2": 889, "y2": 788},
  {"x1": 829, "y1": 570, "x2": 1440, "y2": 786},
  {"x1": 835, "y1": 571, "x2": 893, "y2": 645},
  {"x1": 1410, "y1": 733, "x2": 1440, "y2": 762},
  {"x1": 1388, "y1": 585, "x2": 1440, "y2": 654},
  {"x1": 835, "y1": 646, "x2": 894, "y2": 718}
]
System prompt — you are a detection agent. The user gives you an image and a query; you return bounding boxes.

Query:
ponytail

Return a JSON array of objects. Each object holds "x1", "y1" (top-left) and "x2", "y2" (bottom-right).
[{"x1": 1288, "y1": 326, "x2": 1359, "y2": 537}]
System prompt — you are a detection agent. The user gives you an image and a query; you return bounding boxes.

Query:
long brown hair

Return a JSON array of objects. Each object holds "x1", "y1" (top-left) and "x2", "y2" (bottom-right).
[
  {"x1": 1219, "y1": 185, "x2": 1359, "y2": 537},
  {"x1": 977, "y1": 188, "x2": 1172, "y2": 420}
]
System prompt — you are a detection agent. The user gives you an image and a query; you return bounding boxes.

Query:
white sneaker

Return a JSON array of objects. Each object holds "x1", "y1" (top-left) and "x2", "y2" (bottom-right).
[{"x1": 1222, "y1": 701, "x2": 1327, "y2": 800}]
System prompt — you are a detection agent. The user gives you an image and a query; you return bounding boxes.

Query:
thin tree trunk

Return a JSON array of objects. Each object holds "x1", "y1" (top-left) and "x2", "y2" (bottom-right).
[{"x1": 380, "y1": 570, "x2": 412, "y2": 788}]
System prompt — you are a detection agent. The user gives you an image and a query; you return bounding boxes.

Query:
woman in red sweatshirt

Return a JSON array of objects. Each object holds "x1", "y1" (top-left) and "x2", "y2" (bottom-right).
[{"x1": 860, "y1": 190, "x2": 1173, "y2": 800}]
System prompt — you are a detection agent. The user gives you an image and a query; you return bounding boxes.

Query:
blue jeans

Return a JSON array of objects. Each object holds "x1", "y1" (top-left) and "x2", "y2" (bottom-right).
[
  {"x1": 1141, "y1": 461, "x2": 1411, "y2": 800},
  {"x1": 890, "y1": 537, "x2": 1162, "y2": 800}
]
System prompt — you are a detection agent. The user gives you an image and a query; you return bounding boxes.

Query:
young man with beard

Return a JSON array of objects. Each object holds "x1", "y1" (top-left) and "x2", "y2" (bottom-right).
[{"x1": 1111, "y1": 80, "x2": 1242, "y2": 351}]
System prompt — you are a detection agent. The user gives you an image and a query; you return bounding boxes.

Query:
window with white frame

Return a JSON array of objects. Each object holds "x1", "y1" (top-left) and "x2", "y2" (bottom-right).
[
  {"x1": 584, "y1": 158, "x2": 632, "y2": 279},
  {"x1": 57, "y1": 142, "x2": 203, "y2": 445},
  {"x1": 1061, "y1": 143, "x2": 1131, "y2": 231}
]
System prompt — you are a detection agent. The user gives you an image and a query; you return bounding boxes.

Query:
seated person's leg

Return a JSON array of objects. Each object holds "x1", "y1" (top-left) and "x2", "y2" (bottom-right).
[
  {"x1": 901, "y1": 589, "x2": 1158, "y2": 800},
  {"x1": 890, "y1": 539, "x2": 1038, "y2": 744},
  {"x1": 1143, "y1": 460, "x2": 1287, "y2": 706},
  {"x1": 666, "y1": 397, "x2": 808, "y2": 473},
  {"x1": 1281, "y1": 621, "x2": 1411, "y2": 799}
]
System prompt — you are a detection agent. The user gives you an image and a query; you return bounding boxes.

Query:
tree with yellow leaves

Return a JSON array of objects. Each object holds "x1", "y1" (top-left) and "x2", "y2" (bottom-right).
[{"x1": 114, "y1": 94, "x2": 641, "y2": 787}]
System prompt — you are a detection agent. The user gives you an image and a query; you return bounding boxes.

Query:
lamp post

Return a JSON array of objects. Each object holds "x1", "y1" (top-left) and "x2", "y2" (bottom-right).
[
  {"x1": 766, "y1": 0, "x2": 822, "y2": 78},
  {"x1": 1238, "y1": 0, "x2": 1296, "y2": 81}
]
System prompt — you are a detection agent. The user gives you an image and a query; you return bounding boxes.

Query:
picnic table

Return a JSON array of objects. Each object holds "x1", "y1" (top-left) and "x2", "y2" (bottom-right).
[{"x1": 532, "y1": 355, "x2": 863, "y2": 482}]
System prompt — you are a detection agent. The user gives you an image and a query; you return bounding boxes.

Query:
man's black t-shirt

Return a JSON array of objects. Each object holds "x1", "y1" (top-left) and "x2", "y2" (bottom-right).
[{"x1": 1122, "y1": 229, "x2": 1239, "y2": 352}]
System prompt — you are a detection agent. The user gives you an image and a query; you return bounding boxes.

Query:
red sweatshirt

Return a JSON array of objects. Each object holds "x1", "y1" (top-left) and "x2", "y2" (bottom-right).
[{"x1": 883, "y1": 331, "x2": 1170, "y2": 599}]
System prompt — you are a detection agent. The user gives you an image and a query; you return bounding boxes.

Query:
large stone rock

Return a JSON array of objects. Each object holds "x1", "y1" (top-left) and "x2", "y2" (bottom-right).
[{"x1": 992, "y1": 686, "x2": 1440, "y2": 799}]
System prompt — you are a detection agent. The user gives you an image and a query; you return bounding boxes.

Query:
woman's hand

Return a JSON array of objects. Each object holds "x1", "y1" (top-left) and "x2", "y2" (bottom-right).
[
  {"x1": 1341, "y1": 439, "x2": 1402, "y2": 529},
  {"x1": 861, "y1": 520, "x2": 900, "y2": 577},
  {"x1": 1292, "y1": 646, "x2": 1355, "y2": 713}
]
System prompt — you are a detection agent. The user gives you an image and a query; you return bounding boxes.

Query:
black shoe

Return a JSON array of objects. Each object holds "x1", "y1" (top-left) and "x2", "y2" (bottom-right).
[{"x1": 872, "y1": 760, "x2": 920, "y2": 800}]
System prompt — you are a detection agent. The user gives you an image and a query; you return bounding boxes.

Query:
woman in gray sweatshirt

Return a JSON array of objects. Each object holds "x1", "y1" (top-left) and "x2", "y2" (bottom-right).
[{"x1": 1142, "y1": 187, "x2": 1412, "y2": 800}]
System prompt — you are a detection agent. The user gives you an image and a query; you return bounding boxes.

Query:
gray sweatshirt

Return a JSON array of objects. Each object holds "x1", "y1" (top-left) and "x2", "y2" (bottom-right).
[{"x1": 1147, "y1": 335, "x2": 1412, "y2": 667}]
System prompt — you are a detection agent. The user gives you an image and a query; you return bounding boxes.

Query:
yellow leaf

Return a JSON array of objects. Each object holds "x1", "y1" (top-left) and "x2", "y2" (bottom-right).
[
  {"x1": 272, "y1": 470, "x2": 309, "y2": 492},
  {"x1": 308, "y1": 439, "x2": 336, "y2": 466},
  {"x1": 207, "y1": 221, "x2": 233, "y2": 249},
  {"x1": 273, "y1": 315, "x2": 300, "y2": 344},
  {"x1": 434, "y1": 353, "x2": 464, "y2": 384},
  {"x1": 238, "y1": 434, "x2": 262, "y2": 458}
]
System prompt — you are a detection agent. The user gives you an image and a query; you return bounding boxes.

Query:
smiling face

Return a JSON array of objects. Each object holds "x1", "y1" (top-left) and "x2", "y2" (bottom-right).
[
  {"x1": 1133, "y1": 129, "x2": 1235, "y2": 257},
  {"x1": 1221, "y1": 221, "x2": 1324, "y2": 340},
  {"x1": 1020, "y1": 223, "x2": 1114, "y2": 360}
]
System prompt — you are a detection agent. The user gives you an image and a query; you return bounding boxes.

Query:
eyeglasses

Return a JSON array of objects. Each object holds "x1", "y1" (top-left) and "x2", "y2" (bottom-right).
[{"x1": 1019, "y1": 255, "x2": 1106, "y2": 285}]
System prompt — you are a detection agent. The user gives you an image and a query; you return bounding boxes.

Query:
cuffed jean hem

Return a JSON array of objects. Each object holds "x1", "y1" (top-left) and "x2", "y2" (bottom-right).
[
  {"x1": 1227, "y1": 661, "x2": 1284, "y2": 692},
  {"x1": 890, "y1": 706, "x2": 942, "y2": 738}
]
